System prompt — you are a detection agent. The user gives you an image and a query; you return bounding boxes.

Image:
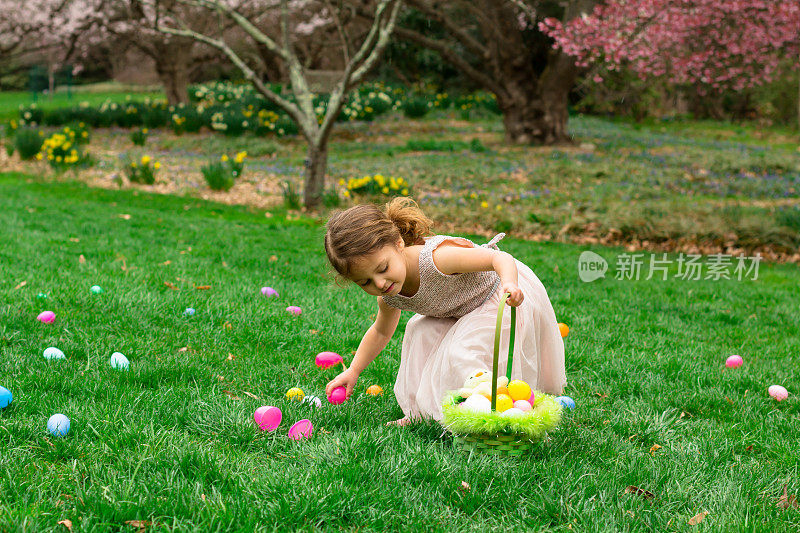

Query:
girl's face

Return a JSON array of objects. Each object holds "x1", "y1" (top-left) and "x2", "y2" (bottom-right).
[{"x1": 348, "y1": 240, "x2": 407, "y2": 297}]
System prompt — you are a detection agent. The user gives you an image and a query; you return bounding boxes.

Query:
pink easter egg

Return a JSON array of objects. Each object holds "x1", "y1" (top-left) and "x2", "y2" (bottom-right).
[
  {"x1": 288, "y1": 419, "x2": 313, "y2": 440},
  {"x1": 286, "y1": 306, "x2": 302, "y2": 316},
  {"x1": 726, "y1": 355, "x2": 743, "y2": 369},
  {"x1": 37, "y1": 311, "x2": 56, "y2": 324},
  {"x1": 528, "y1": 390, "x2": 536, "y2": 405},
  {"x1": 315, "y1": 351, "x2": 343, "y2": 369},
  {"x1": 261, "y1": 287, "x2": 278, "y2": 297},
  {"x1": 253, "y1": 405, "x2": 282, "y2": 431},
  {"x1": 328, "y1": 386, "x2": 347, "y2": 405},
  {"x1": 513, "y1": 400, "x2": 532, "y2": 412},
  {"x1": 768, "y1": 385, "x2": 789, "y2": 401}
]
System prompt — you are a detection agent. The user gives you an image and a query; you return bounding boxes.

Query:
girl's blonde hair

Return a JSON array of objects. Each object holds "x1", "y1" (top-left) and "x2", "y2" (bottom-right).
[{"x1": 324, "y1": 197, "x2": 433, "y2": 277}]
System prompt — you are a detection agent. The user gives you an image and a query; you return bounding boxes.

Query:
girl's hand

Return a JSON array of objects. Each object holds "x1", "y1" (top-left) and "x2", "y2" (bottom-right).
[
  {"x1": 502, "y1": 282, "x2": 524, "y2": 306},
  {"x1": 326, "y1": 368, "x2": 360, "y2": 400}
]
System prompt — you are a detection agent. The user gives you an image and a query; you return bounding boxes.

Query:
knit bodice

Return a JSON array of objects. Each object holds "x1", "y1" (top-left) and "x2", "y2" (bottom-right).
[{"x1": 381, "y1": 233, "x2": 504, "y2": 318}]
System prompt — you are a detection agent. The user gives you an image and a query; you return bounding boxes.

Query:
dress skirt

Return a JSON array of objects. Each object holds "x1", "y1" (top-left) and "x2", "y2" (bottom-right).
[{"x1": 393, "y1": 259, "x2": 566, "y2": 421}]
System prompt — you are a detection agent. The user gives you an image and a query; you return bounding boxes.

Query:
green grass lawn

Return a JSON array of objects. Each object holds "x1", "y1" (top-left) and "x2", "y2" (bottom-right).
[
  {"x1": 0, "y1": 87, "x2": 164, "y2": 122},
  {"x1": 1, "y1": 171, "x2": 799, "y2": 531}
]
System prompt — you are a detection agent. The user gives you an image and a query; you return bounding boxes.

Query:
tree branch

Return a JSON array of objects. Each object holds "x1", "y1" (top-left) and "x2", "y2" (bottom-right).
[{"x1": 403, "y1": 0, "x2": 488, "y2": 59}]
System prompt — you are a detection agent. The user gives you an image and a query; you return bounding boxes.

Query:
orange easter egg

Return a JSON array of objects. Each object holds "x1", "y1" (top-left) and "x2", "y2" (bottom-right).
[
  {"x1": 558, "y1": 323, "x2": 569, "y2": 337},
  {"x1": 366, "y1": 385, "x2": 383, "y2": 396}
]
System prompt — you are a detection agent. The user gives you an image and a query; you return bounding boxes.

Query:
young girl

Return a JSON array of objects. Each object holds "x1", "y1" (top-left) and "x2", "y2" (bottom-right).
[{"x1": 324, "y1": 197, "x2": 566, "y2": 424}]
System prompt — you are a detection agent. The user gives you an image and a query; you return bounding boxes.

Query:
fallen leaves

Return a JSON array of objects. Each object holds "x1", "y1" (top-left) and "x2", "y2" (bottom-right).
[
  {"x1": 164, "y1": 281, "x2": 179, "y2": 290},
  {"x1": 460, "y1": 481, "x2": 471, "y2": 492},
  {"x1": 649, "y1": 444, "x2": 662, "y2": 456},
  {"x1": 688, "y1": 511, "x2": 708, "y2": 525},
  {"x1": 178, "y1": 346, "x2": 189, "y2": 352},
  {"x1": 124, "y1": 520, "x2": 151, "y2": 533},
  {"x1": 624, "y1": 485, "x2": 654, "y2": 500},
  {"x1": 79, "y1": 255, "x2": 86, "y2": 264},
  {"x1": 14, "y1": 280, "x2": 26, "y2": 290},
  {"x1": 226, "y1": 353, "x2": 235, "y2": 361},
  {"x1": 777, "y1": 484, "x2": 799, "y2": 510},
  {"x1": 223, "y1": 390, "x2": 241, "y2": 400},
  {"x1": 69, "y1": 237, "x2": 80, "y2": 243},
  {"x1": 269, "y1": 255, "x2": 278, "y2": 262},
  {"x1": 58, "y1": 519, "x2": 73, "y2": 531},
  {"x1": 195, "y1": 285, "x2": 211, "y2": 290},
  {"x1": 160, "y1": 260, "x2": 171, "y2": 266},
  {"x1": 117, "y1": 214, "x2": 132, "y2": 220},
  {"x1": 242, "y1": 391, "x2": 260, "y2": 400}
]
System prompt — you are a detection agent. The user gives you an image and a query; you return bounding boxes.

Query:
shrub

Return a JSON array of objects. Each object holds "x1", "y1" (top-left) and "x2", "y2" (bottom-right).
[
  {"x1": 343, "y1": 174, "x2": 411, "y2": 199},
  {"x1": 274, "y1": 115, "x2": 298, "y2": 137},
  {"x1": 281, "y1": 180, "x2": 302, "y2": 209},
  {"x1": 14, "y1": 127, "x2": 44, "y2": 160},
  {"x1": 130, "y1": 128, "x2": 148, "y2": 146},
  {"x1": 38, "y1": 131, "x2": 87, "y2": 171},
  {"x1": 64, "y1": 123, "x2": 90, "y2": 145},
  {"x1": 201, "y1": 161, "x2": 235, "y2": 191},
  {"x1": 126, "y1": 154, "x2": 161, "y2": 185},
  {"x1": 402, "y1": 96, "x2": 430, "y2": 118}
]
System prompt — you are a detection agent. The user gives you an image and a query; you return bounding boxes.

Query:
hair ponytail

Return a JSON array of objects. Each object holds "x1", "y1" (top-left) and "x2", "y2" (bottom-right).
[{"x1": 324, "y1": 196, "x2": 433, "y2": 277}]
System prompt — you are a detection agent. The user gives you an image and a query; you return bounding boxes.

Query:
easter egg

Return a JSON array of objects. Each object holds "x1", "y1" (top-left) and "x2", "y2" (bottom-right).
[
  {"x1": 288, "y1": 419, "x2": 314, "y2": 440},
  {"x1": 37, "y1": 311, "x2": 56, "y2": 324},
  {"x1": 183, "y1": 307, "x2": 196, "y2": 317},
  {"x1": 328, "y1": 386, "x2": 347, "y2": 405},
  {"x1": 253, "y1": 405, "x2": 282, "y2": 431},
  {"x1": 496, "y1": 386, "x2": 509, "y2": 397},
  {"x1": 726, "y1": 355, "x2": 743, "y2": 369},
  {"x1": 366, "y1": 385, "x2": 383, "y2": 396},
  {"x1": 508, "y1": 380, "x2": 532, "y2": 402},
  {"x1": 502, "y1": 407, "x2": 524, "y2": 417},
  {"x1": 556, "y1": 396, "x2": 576, "y2": 410},
  {"x1": 0, "y1": 386, "x2": 12, "y2": 409},
  {"x1": 286, "y1": 388, "x2": 305, "y2": 402},
  {"x1": 558, "y1": 323, "x2": 569, "y2": 337},
  {"x1": 109, "y1": 352, "x2": 130, "y2": 370},
  {"x1": 315, "y1": 351, "x2": 343, "y2": 369},
  {"x1": 529, "y1": 390, "x2": 536, "y2": 405},
  {"x1": 513, "y1": 400, "x2": 532, "y2": 412},
  {"x1": 47, "y1": 414, "x2": 70, "y2": 437},
  {"x1": 36, "y1": 292, "x2": 48, "y2": 300},
  {"x1": 43, "y1": 347, "x2": 66, "y2": 360},
  {"x1": 495, "y1": 394, "x2": 514, "y2": 412},
  {"x1": 286, "y1": 306, "x2": 302, "y2": 316},
  {"x1": 462, "y1": 393, "x2": 491, "y2": 414},
  {"x1": 302, "y1": 395, "x2": 322, "y2": 408},
  {"x1": 261, "y1": 287, "x2": 278, "y2": 297},
  {"x1": 768, "y1": 385, "x2": 789, "y2": 401},
  {"x1": 497, "y1": 376, "x2": 509, "y2": 389},
  {"x1": 90, "y1": 285, "x2": 103, "y2": 294}
]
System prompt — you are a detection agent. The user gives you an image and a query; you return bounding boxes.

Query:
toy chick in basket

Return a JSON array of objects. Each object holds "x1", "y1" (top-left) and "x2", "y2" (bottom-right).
[{"x1": 324, "y1": 197, "x2": 566, "y2": 425}]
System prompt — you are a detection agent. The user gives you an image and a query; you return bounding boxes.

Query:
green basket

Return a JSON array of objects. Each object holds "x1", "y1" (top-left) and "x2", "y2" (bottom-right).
[{"x1": 444, "y1": 292, "x2": 556, "y2": 456}]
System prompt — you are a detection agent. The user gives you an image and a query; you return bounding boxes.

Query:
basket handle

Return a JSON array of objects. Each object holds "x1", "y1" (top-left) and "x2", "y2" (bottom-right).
[{"x1": 490, "y1": 292, "x2": 517, "y2": 412}]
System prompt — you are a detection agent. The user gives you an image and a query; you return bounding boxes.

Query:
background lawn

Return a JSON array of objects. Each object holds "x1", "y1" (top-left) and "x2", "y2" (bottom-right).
[{"x1": 1, "y1": 171, "x2": 798, "y2": 531}]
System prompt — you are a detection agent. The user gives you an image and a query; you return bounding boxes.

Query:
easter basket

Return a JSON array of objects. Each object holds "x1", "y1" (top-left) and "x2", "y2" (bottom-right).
[{"x1": 441, "y1": 293, "x2": 562, "y2": 456}]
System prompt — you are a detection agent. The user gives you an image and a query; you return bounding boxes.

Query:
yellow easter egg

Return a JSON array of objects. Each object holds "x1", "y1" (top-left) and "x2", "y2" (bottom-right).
[
  {"x1": 366, "y1": 385, "x2": 383, "y2": 396},
  {"x1": 286, "y1": 387, "x2": 305, "y2": 401},
  {"x1": 495, "y1": 394, "x2": 514, "y2": 412},
  {"x1": 508, "y1": 380, "x2": 532, "y2": 402}
]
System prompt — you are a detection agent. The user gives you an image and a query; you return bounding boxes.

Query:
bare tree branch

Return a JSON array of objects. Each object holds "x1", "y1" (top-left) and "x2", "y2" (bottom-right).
[{"x1": 403, "y1": 0, "x2": 488, "y2": 59}]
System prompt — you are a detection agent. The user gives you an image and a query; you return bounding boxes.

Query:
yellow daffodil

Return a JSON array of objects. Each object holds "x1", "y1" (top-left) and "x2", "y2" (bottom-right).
[
  {"x1": 221, "y1": 154, "x2": 229, "y2": 162},
  {"x1": 141, "y1": 155, "x2": 151, "y2": 165},
  {"x1": 481, "y1": 201, "x2": 488, "y2": 208},
  {"x1": 154, "y1": 161, "x2": 161, "y2": 170}
]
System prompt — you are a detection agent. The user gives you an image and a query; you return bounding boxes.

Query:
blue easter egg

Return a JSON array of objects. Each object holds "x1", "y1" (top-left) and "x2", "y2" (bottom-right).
[
  {"x1": 556, "y1": 396, "x2": 576, "y2": 410},
  {"x1": 90, "y1": 285, "x2": 103, "y2": 294},
  {"x1": 47, "y1": 413, "x2": 70, "y2": 437},
  {"x1": 0, "y1": 386, "x2": 12, "y2": 409},
  {"x1": 183, "y1": 307, "x2": 196, "y2": 317},
  {"x1": 43, "y1": 347, "x2": 66, "y2": 360},
  {"x1": 110, "y1": 352, "x2": 130, "y2": 370}
]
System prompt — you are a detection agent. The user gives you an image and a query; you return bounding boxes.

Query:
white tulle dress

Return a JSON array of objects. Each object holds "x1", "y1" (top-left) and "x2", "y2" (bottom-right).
[{"x1": 382, "y1": 234, "x2": 567, "y2": 421}]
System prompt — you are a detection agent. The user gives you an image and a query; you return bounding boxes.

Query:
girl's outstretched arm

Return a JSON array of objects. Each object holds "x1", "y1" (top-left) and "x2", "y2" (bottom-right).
[
  {"x1": 432, "y1": 244, "x2": 524, "y2": 306},
  {"x1": 325, "y1": 296, "x2": 401, "y2": 399}
]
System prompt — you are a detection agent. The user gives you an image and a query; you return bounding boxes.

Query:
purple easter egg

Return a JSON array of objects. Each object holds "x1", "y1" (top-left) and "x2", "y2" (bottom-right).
[
  {"x1": 37, "y1": 311, "x2": 56, "y2": 324},
  {"x1": 286, "y1": 306, "x2": 302, "y2": 316},
  {"x1": 261, "y1": 287, "x2": 278, "y2": 297},
  {"x1": 315, "y1": 351, "x2": 343, "y2": 369}
]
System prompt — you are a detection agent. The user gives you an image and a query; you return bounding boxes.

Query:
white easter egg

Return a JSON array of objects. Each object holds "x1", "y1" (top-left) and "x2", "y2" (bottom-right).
[
  {"x1": 43, "y1": 347, "x2": 66, "y2": 360},
  {"x1": 501, "y1": 407, "x2": 524, "y2": 417},
  {"x1": 109, "y1": 352, "x2": 130, "y2": 370},
  {"x1": 462, "y1": 393, "x2": 491, "y2": 413},
  {"x1": 302, "y1": 395, "x2": 322, "y2": 408}
]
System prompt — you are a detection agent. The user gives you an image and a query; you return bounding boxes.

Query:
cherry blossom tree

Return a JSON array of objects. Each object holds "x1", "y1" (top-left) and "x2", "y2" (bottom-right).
[
  {"x1": 540, "y1": 0, "x2": 800, "y2": 125},
  {"x1": 156, "y1": 0, "x2": 401, "y2": 208}
]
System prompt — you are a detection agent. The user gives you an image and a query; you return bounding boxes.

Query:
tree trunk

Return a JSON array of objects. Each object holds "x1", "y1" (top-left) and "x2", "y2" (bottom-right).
[
  {"x1": 303, "y1": 141, "x2": 328, "y2": 209},
  {"x1": 153, "y1": 42, "x2": 192, "y2": 105},
  {"x1": 496, "y1": 53, "x2": 577, "y2": 145}
]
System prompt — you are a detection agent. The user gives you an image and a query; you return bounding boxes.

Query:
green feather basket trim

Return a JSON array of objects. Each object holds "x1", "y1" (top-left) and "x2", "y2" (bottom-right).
[{"x1": 441, "y1": 392, "x2": 562, "y2": 441}]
